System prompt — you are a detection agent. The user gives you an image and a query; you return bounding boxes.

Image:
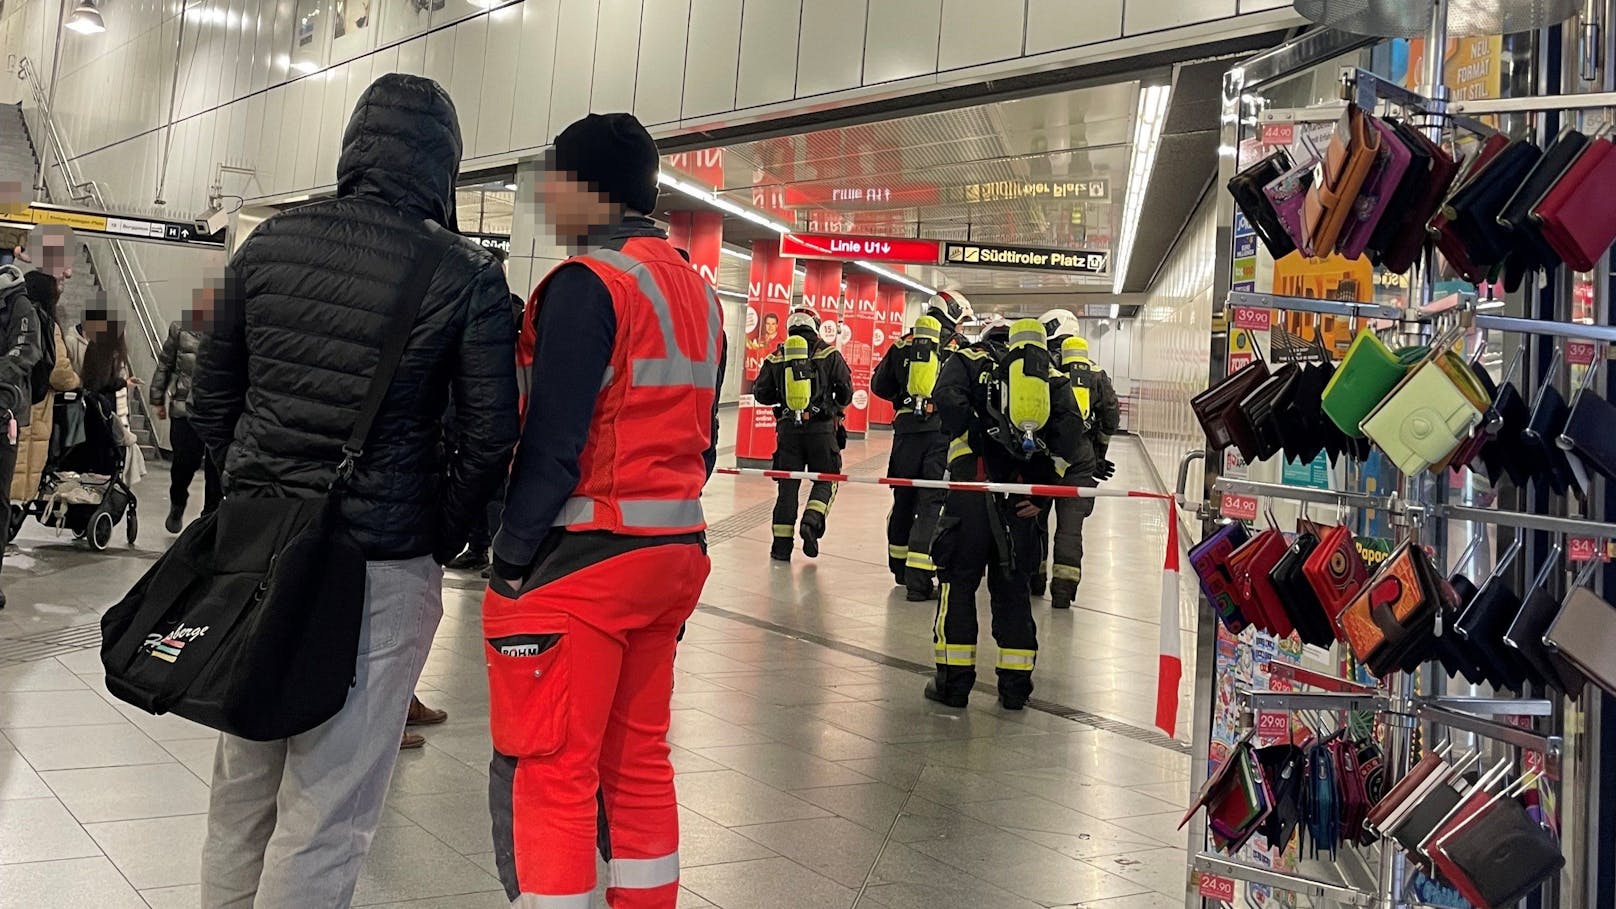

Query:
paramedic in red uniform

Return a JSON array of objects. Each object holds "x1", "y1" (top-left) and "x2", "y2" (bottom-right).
[{"x1": 484, "y1": 113, "x2": 725, "y2": 909}]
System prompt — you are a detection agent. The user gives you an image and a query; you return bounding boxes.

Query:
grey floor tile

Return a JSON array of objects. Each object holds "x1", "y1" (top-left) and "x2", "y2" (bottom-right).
[
  {"x1": 42, "y1": 762, "x2": 209, "y2": 823},
  {"x1": 677, "y1": 888, "x2": 716, "y2": 908},
  {"x1": 0, "y1": 659, "x2": 90, "y2": 692},
  {"x1": 84, "y1": 813, "x2": 208, "y2": 890},
  {"x1": 668, "y1": 745, "x2": 725, "y2": 775},
  {"x1": 350, "y1": 824, "x2": 503, "y2": 906},
  {"x1": 792, "y1": 781, "x2": 916, "y2": 833},
  {"x1": 862, "y1": 879, "x2": 1045, "y2": 909},
  {"x1": 1108, "y1": 810, "x2": 1190, "y2": 848},
  {"x1": 732, "y1": 815, "x2": 887, "y2": 886},
  {"x1": 160, "y1": 736, "x2": 222, "y2": 785},
  {"x1": 0, "y1": 689, "x2": 125, "y2": 728},
  {"x1": 971, "y1": 851, "x2": 1152, "y2": 906},
  {"x1": 834, "y1": 756, "x2": 925, "y2": 790},
  {"x1": 1064, "y1": 891, "x2": 1184, "y2": 909},
  {"x1": 0, "y1": 746, "x2": 52, "y2": 799},
  {"x1": 387, "y1": 744, "x2": 490, "y2": 796},
  {"x1": 0, "y1": 856, "x2": 150, "y2": 909},
  {"x1": 389, "y1": 791, "x2": 494, "y2": 855},
  {"x1": 677, "y1": 805, "x2": 780, "y2": 868},
  {"x1": 1083, "y1": 847, "x2": 1189, "y2": 898},
  {"x1": 414, "y1": 724, "x2": 495, "y2": 769},
  {"x1": 667, "y1": 709, "x2": 775, "y2": 750},
  {"x1": 5, "y1": 723, "x2": 173, "y2": 771},
  {"x1": 695, "y1": 742, "x2": 873, "y2": 790},
  {"x1": 137, "y1": 884, "x2": 200, "y2": 909},
  {"x1": 999, "y1": 773, "x2": 1182, "y2": 820},
  {"x1": 681, "y1": 856, "x2": 855, "y2": 909},
  {"x1": 0, "y1": 796, "x2": 100, "y2": 864},
  {"x1": 675, "y1": 770, "x2": 831, "y2": 827},
  {"x1": 354, "y1": 894, "x2": 511, "y2": 909},
  {"x1": 52, "y1": 649, "x2": 109, "y2": 676}
]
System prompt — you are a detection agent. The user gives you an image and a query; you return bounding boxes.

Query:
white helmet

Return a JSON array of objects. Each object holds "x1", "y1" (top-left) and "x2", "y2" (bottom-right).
[
  {"x1": 786, "y1": 308, "x2": 820, "y2": 335},
  {"x1": 925, "y1": 290, "x2": 973, "y2": 330},
  {"x1": 1040, "y1": 308, "x2": 1081, "y2": 342}
]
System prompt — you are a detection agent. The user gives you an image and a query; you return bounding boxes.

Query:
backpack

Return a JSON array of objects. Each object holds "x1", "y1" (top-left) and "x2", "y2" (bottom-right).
[{"x1": 986, "y1": 319, "x2": 1052, "y2": 458}]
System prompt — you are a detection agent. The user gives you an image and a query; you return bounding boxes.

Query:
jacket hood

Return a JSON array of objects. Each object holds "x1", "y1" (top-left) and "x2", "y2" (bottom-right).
[
  {"x1": 0, "y1": 265, "x2": 24, "y2": 300},
  {"x1": 336, "y1": 74, "x2": 463, "y2": 228}
]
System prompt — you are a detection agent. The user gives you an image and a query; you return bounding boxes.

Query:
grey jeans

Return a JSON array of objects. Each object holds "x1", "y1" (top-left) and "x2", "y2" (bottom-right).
[{"x1": 199, "y1": 556, "x2": 444, "y2": 909}]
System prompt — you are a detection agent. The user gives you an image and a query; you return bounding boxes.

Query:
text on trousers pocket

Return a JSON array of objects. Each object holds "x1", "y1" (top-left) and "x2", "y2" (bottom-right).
[{"x1": 485, "y1": 624, "x2": 570, "y2": 758}]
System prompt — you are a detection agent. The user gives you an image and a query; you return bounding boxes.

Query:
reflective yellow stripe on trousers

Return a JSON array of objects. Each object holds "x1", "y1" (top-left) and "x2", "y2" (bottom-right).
[
  {"x1": 996, "y1": 648, "x2": 1036, "y2": 671},
  {"x1": 905, "y1": 551, "x2": 936, "y2": 572},
  {"x1": 888, "y1": 544, "x2": 909, "y2": 560}
]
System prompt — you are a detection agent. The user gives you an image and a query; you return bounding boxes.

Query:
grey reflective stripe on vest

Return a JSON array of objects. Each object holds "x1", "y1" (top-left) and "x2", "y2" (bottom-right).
[
  {"x1": 511, "y1": 893, "x2": 593, "y2": 908},
  {"x1": 913, "y1": 323, "x2": 940, "y2": 342},
  {"x1": 618, "y1": 498, "x2": 704, "y2": 529},
  {"x1": 587, "y1": 248, "x2": 723, "y2": 388},
  {"x1": 1009, "y1": 327, "x2": 1044, "y2": 347},
  {"x1": 606, "y1": 852, "x2": 680, "y2": 890},
  {"x1": 551, "y1": 497, "x2": 596, "y2": 527}
]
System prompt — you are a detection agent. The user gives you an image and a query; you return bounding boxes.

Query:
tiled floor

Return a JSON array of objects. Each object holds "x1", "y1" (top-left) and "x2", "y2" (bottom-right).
[{"x1": 0, "y1": 415, "x2": 1197, "y2": 908}]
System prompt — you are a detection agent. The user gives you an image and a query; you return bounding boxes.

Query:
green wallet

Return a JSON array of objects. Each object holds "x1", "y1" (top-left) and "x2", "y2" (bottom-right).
[{"x1": 1321, "y1": 330, "x2": 1424, "y2": 438}]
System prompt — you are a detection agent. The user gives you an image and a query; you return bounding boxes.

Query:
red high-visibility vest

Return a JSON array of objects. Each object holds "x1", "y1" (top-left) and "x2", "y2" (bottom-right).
[{"x1": 519, "y1": 237, "x2": 723, "y2": 535}]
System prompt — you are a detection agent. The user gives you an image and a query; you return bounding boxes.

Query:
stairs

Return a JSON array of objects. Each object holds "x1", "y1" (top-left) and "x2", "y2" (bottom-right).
[{"x1": 0, "y1": 102, "x2": 162, "y2": 457}]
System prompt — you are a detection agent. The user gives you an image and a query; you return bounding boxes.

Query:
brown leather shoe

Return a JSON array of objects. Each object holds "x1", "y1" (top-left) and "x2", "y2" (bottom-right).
[
  {"x1": 400, "y1": 731, "x2": 426, "y2": 750},
  {"x1": 407, "y1": 696, "x2": 448, "y2": 726}
]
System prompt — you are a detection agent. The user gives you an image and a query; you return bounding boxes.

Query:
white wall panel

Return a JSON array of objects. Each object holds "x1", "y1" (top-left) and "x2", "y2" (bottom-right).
[
  {"x1": 735, "y1": 0, "x2": 799, "y2": 110},
  {"x1": 221, "y1": 1, "x2": 244, "y2": 106},
  {"x1": 448, "y1": 18, "x2": 487, "y2": 153},
  {"x1": 317, "y1": 63, "x2": 350, "y2": 184},
  {"x1": 268, "y1": 0, "x2": 294, "y2": 86},
  {"x1": 342, "y1": 52, "x2": 373, "y2": 123},
  {"x1": 938, "y1": 0, "x2": 1022, "y2": 70},
  {"x1": 590, "y1": 0, "x2": 641, "y2": 113},
  {"x1": 367, "y1": 42, "x2": 398, "y2": 84},
  {"x1": 633, "y1": 0, "x2": 687, "y2": 126},
  {"x1": 291, "y1": 77, "x2": 321, "y2": 191},
  {"x1": 508, "y1": 0, "x2": 560, "y2": 151},
  {"x1": 1025, "y1": 0, "x2": 1121, "y2": 55},
  {"x1": 395, "y1": 34, "x2": 426, "y2": 75},
  {"x1": 475, "y1": 2, "x2": 521, "y2": 158},
  {"x1": 680, "y1": 0, "x2": 741, "y2": 118},
  {"x1": 1241, "y1": 0, "x2": 1292, "y2": 10},
  {"x1": 257, "y1": 86, "x2": 285, "y2": 193},
  {"x1": 241, "y1": 93, "x2": 266, "y2": 194},
  {"x1": 795, "y1": 0, "x2": 863, "y2": 97},
  {"x1": 423, "y1": 24, "x2": 455, "y2": 88},
  {"x1": 862, "y1": 0, "x2": 938, "y2": 84},
  {"x1": 550, "y1": 0, "x2": 599, "y2": 130},
  {"x1": 1124, "y1": 0, "x2": 1237, "y2": 35}
]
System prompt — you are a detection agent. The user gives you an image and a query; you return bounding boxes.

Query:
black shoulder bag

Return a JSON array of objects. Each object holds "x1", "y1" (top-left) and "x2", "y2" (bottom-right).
[{"x1": 100, "y1": 228, "x2": 454, "y2": 741}]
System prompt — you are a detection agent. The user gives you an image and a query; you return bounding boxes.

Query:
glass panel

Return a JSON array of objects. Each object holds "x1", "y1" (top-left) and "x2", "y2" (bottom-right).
[
  {"x1": 377, "y1": 0, "x2": 433, "y2": 46},
  {"x1": 330, "y1": 0, "x2": 376, "y2": 61},
  {"x1": 289, "y1": 0, "x2": 328, "y2": 75}
]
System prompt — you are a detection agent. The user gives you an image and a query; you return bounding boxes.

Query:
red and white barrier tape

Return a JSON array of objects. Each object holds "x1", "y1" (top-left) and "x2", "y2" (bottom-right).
[{"x1": 712, "y1": 464, "x2": 1186, "y2": 739}]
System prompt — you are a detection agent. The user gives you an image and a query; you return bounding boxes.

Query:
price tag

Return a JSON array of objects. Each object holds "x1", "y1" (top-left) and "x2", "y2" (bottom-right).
[
  {"x1": 1255, "y1": 710, "x2": 1291, "y2": 744},
  {"x1": 1568, "y1": 340, "x2": 1597, "y2": 367},
  {"x1": 1568, "y1": 536, "x2": 1608, "y2": 562},
  {"x1": 1261, "y1": 123, "x2": 1295, "y2": 146},
  {"x1": 1198, "y1": 872, "x2": 1237, "y2": 902},
  {"x1": 1221, "y1": 493, "x2": 1259, "y2": 522},
  {"x1": 1232, "y1": 305, "x2": 1273, "y2": 331}
]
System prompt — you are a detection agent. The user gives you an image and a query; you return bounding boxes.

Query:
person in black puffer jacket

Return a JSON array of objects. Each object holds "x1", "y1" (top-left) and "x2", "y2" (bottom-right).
[
  {"x1": 188, "y1": 73, "x2": 519, "y2": 909},
  {"x1": 150, "y1": 302, "x2": 219, "y2": 532}
]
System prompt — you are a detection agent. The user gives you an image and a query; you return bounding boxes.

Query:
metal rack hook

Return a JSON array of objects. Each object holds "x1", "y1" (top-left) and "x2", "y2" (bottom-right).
[
  {"x1": 1447, "y1": 528, "x2": 1487, "y2": 577},
  {"x1": 1528, "y1": 343, "x2": 1567, "y2": 414},
  {"x1": 1522, "y1": 540, "x2": 1566, "y2": 602},
  {"x1": 1565, "y1": 343, "x2": 1605, "y2": 413}
]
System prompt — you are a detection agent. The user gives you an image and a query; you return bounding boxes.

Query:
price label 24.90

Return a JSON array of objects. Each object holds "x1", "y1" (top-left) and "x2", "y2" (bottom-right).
[{"x1": 1198, "y1": 872, "x2": 1236, "y2": 902}]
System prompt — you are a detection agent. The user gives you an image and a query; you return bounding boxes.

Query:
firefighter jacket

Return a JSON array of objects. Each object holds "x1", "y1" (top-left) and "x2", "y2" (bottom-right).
[
  {"x1": 933, "y1": 342, "x2": 1093, "y2": 483},
  {"x1": 752, "y1": 335, "x2": 852, "y2": 434}
]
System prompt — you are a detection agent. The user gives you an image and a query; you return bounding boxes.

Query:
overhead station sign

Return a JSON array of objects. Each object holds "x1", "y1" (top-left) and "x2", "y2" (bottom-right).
[
  {"x1": 944, "y1": 241, "x2": 1110, "y2": 275},
  {"x1": 959, "y1": 177, "x2": 1110, "y2": 204},
  {"x1": 779, "y1": 232, "x2": 942, "y2": 266},
  {"x1": 0, "y1": 202, "x2": 226, "y2": 247}
]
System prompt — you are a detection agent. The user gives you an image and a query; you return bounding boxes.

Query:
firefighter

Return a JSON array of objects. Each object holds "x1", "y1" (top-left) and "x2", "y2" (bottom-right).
[
  {"x1": 871, "y1": 290, "x2": 972, "y2": 600},
  {"x1": 752, "y1": 308, "x2": 853, "y2": 561},
  {"x1": 486, "y1": 113, "x2": 725, "y2": 909},
  {"x1": 1032, "y1": 308, "x2": 1120, "y2": 609},
  {"x1": 927, "y1": 317, "x2": 1086, "y2": 710}
]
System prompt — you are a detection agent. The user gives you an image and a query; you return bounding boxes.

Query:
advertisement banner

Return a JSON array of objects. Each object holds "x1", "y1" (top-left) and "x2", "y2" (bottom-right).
[
  {"x1": 736, "y1": 240, "x2": 793, "y2": 463},
  {"x1": 842, "y1": 273, "x2": 878, "y2": 435},
  {"x1": 869, "y1": 282, "x2": 907, "y2": 426},
  {"x1": 667, "y1": 211, "x2": 722, "y2": 288},
  {"x1": 802, "y1": 260, "x2": 845, "y2": 349}
]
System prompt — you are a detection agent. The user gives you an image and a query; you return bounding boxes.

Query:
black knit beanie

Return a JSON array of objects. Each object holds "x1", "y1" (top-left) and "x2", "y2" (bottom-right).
[{"x1": 550, "y1": 113, "x2": 660, "y2": 215}]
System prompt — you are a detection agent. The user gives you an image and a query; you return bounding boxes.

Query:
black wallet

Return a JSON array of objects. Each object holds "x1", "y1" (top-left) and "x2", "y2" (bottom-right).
[
  {"x1": 1228, "y1": 151, "x2": 1297, "y2": 260},
  {"x1": 1438, "y1": 796, "x2": 1564, "y2": 908},
  {"x1": 1560, "y1": 389, "x2": 1616, "y2": 483},
  {"x1": 1367, "y1": 122, "x2": 1435, "y2": 265},
  {"x1": 1449, "y1": 140, "x2": 1545, "y2": 270},
  {"x1": 1269, "y1": 531, "x2": 1335, "y2": 648},
  {"x1": 1238, "y1": 364, "x2": 1299, "y2": 463},
  {"x1": 1479, "y1": 380, "x2": 1531, "y2": 486},
  {"x1": 1276, "y1": 361, "x2": 1331, "y2": 465},
  {"x1": 1192, "y1": 359, "x2": 1270, "y2": 456},
  {"x1": 1506, "y1": 586, "x2": 1588, "y2": 695},
  {"x1": 1523, "y1": 383, "x2": 1574, "y2": 495},
  {"x1": 1439, "y1": 574, "x2": 1489, "y2": 685},
  {"x1": 1456, "y1": 576, "x2": 1531, "y2": 692},
  {"x1": 1393, "y1": 782, "x2": 1464, "y2": 859},
  {"x1": 1498, "y1": 129, "x2": 1590, "y2": 273}
]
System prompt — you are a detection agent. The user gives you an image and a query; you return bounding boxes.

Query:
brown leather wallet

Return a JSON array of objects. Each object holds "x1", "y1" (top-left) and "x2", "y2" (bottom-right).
[
  {"x1": 1304, "y1": 105, "x2": 1382, "y2": 259},
  {"x1": 1367, "y1": 750, "x2": 1445, "y2": 830}
]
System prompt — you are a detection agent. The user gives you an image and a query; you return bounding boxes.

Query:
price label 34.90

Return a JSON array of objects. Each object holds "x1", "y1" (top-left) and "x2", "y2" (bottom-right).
[{"x1": 1221, "y1": 493, "x2": 1259, "y2": 522}]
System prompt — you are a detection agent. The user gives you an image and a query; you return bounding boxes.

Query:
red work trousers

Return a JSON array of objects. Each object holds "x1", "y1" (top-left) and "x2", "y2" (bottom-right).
[{"x1": 485, "y1": 539, "x2": 708, "y2": 908}]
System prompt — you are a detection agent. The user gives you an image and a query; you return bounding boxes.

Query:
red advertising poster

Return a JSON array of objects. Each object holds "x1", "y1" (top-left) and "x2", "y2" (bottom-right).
[
  {"x1": 667, "y1": 211, "x2": 722, "y2": 287},
  {"x1": 842, "y1": 272, "x2": 878, "y2": 435},
  {"x1": 802, "y1": 260, "x2": 844, "y2": 349},
  {"x1": 868, "y1": 282, "x2": 907, "y2": 426},
  {"x1": 663, "y1": 147, "x2": 725, "y2": 188},
  {"x1": 781, "y1": 232, "x2": 942, "y2": 266},
  {"x1": 736, "y1": 240, "x2": 794, "y2": 463}
]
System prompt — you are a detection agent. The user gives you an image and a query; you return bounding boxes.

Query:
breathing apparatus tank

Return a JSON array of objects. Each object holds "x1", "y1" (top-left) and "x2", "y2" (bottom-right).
[
  {"x1": 783, "y1": 334, "x2": 814, "y2": 423},
  {"x1": 905, "y1": 315, "x2": 943, "y2": 411},
  {"x1": 1060, "y1": 335, "x2": 1094, "y2": 422},
  {"x1": 1000, "y1": 318, "x2": 1052, "y2": 455}
]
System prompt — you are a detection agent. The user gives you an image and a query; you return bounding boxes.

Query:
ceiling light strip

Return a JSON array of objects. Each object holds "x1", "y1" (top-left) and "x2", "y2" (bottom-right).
[{"x1": 1111, "y1": 84, "x2": 1171, "y2": 295}]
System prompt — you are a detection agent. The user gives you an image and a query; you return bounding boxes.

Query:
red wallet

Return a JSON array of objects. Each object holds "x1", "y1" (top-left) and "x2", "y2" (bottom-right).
[
  {"x1": 1228, "y1": 529, "x2": 1294, "y2": 637},
  {"x1": 1535, "y1": 137, "x2": 1616, "y2": 272},
  {"x1": 1303, "y1": 524, "x2": 1369, "y2": 639}
]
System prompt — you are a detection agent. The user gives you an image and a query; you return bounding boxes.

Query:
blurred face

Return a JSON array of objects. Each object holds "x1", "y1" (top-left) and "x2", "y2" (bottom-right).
[
  {"x1": 539, "y1": 169, "x2": 617, "y2": 247},
  {"x1": 28, "y1": 226, "x2": 75, "y2": 279}
]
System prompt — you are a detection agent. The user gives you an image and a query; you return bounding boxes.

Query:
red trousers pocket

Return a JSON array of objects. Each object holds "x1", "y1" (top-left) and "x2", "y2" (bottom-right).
[{"x1": 484, "y1": 616, "x2": 571, "y2": 757}]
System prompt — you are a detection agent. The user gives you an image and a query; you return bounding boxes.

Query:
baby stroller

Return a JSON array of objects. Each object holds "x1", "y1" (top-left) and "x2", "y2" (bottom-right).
[{"x1": 9, "y1": 390, "x2": 140, "y2": 551}]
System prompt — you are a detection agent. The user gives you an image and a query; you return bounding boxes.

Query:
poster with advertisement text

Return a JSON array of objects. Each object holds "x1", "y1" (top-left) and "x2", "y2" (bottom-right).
[
  {"x1": 868, "y1": 283, "x2": 907, "y2": 426},
  {"x1": 842, "y1": 273, "x2": 878, "y2": 434},
  {"x1": 736, "y1": 240, "x2": 793, "y2": 463}
]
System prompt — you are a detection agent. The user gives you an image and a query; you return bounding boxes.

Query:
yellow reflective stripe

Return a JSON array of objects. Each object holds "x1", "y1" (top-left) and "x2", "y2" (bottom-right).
[
  {"x1": 948, "y1": 434, "x2": 972, "y2": 462},
  {"x1": 772, "y1": 524, "x2": 794, "y2": 538},
  {"x1": 888, "y1": 544, "x2": 909, "y2": 559},
  {"x1": 906, "y1": 552, "x2": 936, "y2": 571},
  {"x1": 934, "y1": 582, "x2": 949, "y2": 645},
  {"x1": 996, "y1": 649, "x2": 1036, "y2": 671},
  {"x1": 806, "y1": 484, "x2": 837, "y2": 516},
  {"x1": 934, "y1": 644, "x2": 977, "y2": 666},
  {"x1": 1052, "y1": 565, "x2": 1082, "y2": 582}
]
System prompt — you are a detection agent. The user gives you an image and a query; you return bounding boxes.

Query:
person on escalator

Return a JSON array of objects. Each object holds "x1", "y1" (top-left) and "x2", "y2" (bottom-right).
[
  {"x1": 751, "y1": 307, "x2": 852, "y2": 561},
  {"x1": 926, "y1": 317, "x2": 1085, "y2": 710},
  {"x1": 871, "y1": 290, "x2": 970, "y2": 600}
]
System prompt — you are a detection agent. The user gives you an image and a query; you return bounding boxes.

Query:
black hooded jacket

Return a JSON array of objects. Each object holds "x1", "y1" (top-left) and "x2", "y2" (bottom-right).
[{"x1": 189, "y1": 74, "x2": 520, "y2": 560}]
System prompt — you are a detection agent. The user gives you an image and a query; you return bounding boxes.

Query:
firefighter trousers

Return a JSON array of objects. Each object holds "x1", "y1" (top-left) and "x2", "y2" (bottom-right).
[
  {"x1": 1035, "y1": 472, "x2": 1096, "y2": 599},
  {"x1": 485, "y1": 535, "x2": 709, "y2": 909},
  {"x1": 929, "y1": 489, "x2": 1040, "y2": 703},
  {"x1": 771, "y1": 429, "x2": 841, "y2": 554},
  {"x1": 885, "y1": 431, "x2": 946, "y2": 591}
]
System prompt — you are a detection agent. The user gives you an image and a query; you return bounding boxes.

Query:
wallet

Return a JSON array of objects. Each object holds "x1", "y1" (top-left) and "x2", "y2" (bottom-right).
[
  {"x1": 1268, "y1": 530, "x2": 1336, "y2": 648},
  {"x1": 1275, "y1": 360, "x2": 1333, "y2": 464},
  {"x1": 1448, "y1": 139, "x2": 1544, "y2": 270},
  {"x1": 1304, "y1": 524, "x2": 1369, "y2": 639},
  {"x1": 1265, "y1": 154, "x2": 1319, "y2": 258},
  {"x1": 1322, "y1": 330, "x2": 1419, "y2": 438},
  {"x1": 1189, "y1": 522, "x2": 1253, "y2": 633},
  {"x1": 1338, "y1": 542, "x2": 1437, "y2": 676},
  {"x1": 1505, "y1": 585, "x2": 1587, "y2": 695},
  {"x1": 1392, "y1": 781, "x2": 1464, "y2": 859},
  {"x1": 1498, "y1": 129, "x2": 1590, "y2": 273},
  {"x1": 1304, "y1": 105, "x2": 1382, "y2": 259},
  {"x1": 1545, "y1": 587, "x2": 1616, "y2": 698},
  {"x1": 1255, "y1": 743, "x2": 1306, "y2": 853},
  {"x1": 1181, "y1": 732, "x2": 1272, "y2": 853},
  {"x1": 1367, "y1": 750, "x2": 1445, "y2": 832},
  {"x1": 1432, "y1": 134, "x2": 1512, "y2": 283},
  {"x1": 1434, "y1": 796, "x2": 1564, "y2": 909},
  {"x1": 1478, "y1": 379, "x2": 1532, "y2": 486},
  {"x1": 1361, "y1": 349, "x2": 1491, "y2": 475},
  {"x1": 1456, "y1": 573, "x2": 1531, "y2": 692},
  {"x1": 1366, "y1": 121, "x2": 1435, "y2": 266},
  {"x1": 1238, "y1": 363, "x2": 1299, "y2": 463},
  {"x1": 1227, "y1": 528, "x2": 1294, "y2": 637},
  {"x1": 1560, "y1": 388, "x2": 1616, "y2": 483},
  {"x1": 1537, "y1": 136, "x2": 1616, "y2": 272},
  {"x1": 1522, "y1": 382, "x2": 1574, "y2": 495},
  {"x1": 1438, "y1": 573, "x2": 1489, "y2": 685},
  {"x1": 1229, "y1": 151, "x2": 1297, "y2": 260},
  {"x1": 1381, "y1": 127, "x2": 1460, "y2": 275},
  {"x1": 1339, "y1": 115, "x2": 1414, "y2": 261},
  {"x1": 1192, "y1": 358, "x2": 1270, "y2": 455}
]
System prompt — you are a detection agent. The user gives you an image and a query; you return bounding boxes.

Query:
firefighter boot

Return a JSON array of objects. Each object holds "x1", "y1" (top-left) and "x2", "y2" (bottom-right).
[
  {"x1": 800, "y1": 511, "x2": 825, "y2": 559},
  {"x1": 1050, "y1": 578, "x2": 1077, "y2": 610},
  {"x1": 924, "y1": 667, "x2": 972, "y2": 709},
  {"x1": 997, "y1": 668, "x2": 1034, "y2": 711},
  {"x1": 1030, "y1": 571, "x2": 1047, "y2": 598}
]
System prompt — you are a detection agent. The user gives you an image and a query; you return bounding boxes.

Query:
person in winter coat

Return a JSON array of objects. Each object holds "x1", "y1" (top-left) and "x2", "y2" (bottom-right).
[
  {"x1": 187, "y1": 73, "x2": 519, "y2": 909},
  {"x1": 9, "y1": 271, "x2": 81, "y2": 505},
  {"x1": 150, "y1": 297, "x2": 221, "y2": 532},
  {"x1": 0, "y1": 265, "x2": 42, "y2": 609}
]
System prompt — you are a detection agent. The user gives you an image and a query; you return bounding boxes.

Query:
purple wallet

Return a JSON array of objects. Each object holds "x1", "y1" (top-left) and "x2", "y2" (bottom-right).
[
  {"x1": 1263, "y1": 156, "x2": 1317, "y2": 259},
  {"x1": 1338, "y1": 117, "x2": 1412, "y2": 261}
]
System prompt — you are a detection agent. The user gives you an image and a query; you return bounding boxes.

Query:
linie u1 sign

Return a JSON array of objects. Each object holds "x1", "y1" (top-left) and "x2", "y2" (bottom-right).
[{"x1": 779, "y1": 233, "x2": 941, "y2": 266}]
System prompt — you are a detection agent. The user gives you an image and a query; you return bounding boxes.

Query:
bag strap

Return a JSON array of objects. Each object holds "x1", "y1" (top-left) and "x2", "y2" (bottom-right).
[{"x1": 335, "y1": 224, "x2": 457, "y2": 486}]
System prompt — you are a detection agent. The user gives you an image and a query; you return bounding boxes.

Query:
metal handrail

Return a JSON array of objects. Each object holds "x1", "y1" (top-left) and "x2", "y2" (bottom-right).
[{"x1": 16, "y1": 56, "x2": 163, "y2": 361}]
